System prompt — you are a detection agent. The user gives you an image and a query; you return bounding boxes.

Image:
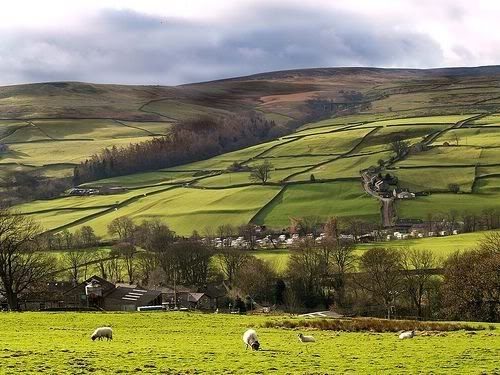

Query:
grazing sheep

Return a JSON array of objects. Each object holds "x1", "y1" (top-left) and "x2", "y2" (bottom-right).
[
  {"x1": 399, "y1": 330, "x2": 415, "y2": 339},
  {"x1": 243, "y1": 329, "x2": 260, "y2": 350},
  {"x1": 298, "y1": 333, "x2": 316, "y2": 343},
  {"x1": 91, "y1": 327, "x2": 113, "y2": 341}
]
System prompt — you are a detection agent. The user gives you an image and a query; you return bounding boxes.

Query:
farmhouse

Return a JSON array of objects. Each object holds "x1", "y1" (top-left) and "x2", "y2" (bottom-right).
[{"x1": 64, "y1": 276, "x2": 162, "y2": 311}]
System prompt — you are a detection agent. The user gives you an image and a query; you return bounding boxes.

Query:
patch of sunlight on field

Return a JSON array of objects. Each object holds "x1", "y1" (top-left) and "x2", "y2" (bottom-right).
[
  {"x1": 266, "y1": 128, "x2": 373, "y2": 157},
  {"x1": 70, "y1": 185, "x2": 281, "y2": 236},
  {"x1": 397, "y1": 193, "x2": 500, "y2": 219},
  {"x1": 0, "y1": 313, "x2": 497, "y2": 374},
  {"x1": 391, "y1": 167, "x2": 476, "y2": 192},
  {"x1": 253, "y1": 181, "x2": 379, "y2": 227}
]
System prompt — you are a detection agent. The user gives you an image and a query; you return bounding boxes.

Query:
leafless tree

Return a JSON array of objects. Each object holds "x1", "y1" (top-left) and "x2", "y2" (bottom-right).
[
  {"x1": 249, "y1": 160, "x2": 273, "y2": 184},
  {"x1": 107, "y1": 217, "x2": 136, "y2": 242},
  {"x1": 390, "y1": 138, "x2": 410, "y2": 159},
  {"x1": 398, "y1": 248, "x2": 437, "y2": 318},
  {"x1": 357, "y1": 247, "x2": 402, "y2": 318},
  {"x1": 112, "y1": 242, "x2": 136, "y2": 284},
  {"x1": 0, "y1": 209, "x2": 56, "y2": 310},
  {"x1": 217, "y1": 248, "x2": 250, "y2": 284}
]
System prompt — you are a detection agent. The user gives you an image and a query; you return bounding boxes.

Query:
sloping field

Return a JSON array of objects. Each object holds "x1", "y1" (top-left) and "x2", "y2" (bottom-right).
[
  {"x1": 265, "y1": 128, "x2": 373, "y2": 157},
  {"x1": 290, "y1": 151, "x2": 393, "y2": 181},
  {"x1": 14, "y1": 186, "x2": 170, "y2": 213},
  {"x1": 69, "y1": 185, "x2": 281, "y2": 236},
  {"x1": 0, "y1": 137, "x2": 157, "y2": 166},
  {"x1": 396, "y1": 147, "x2": 482, "y2": 167},
  {"x1": 0, "y1": 313, "x2": 497, "y2": 374},
  {"x1": 23, "y1": 208, "x2": 109, "y2": 231},
  {"x1": 391, "y1": 167, "x2": 476, "y2": 192},
  {"x1": 397, "y1": 193, "x2": 500, "y2": 219},
  {"x1": 83, "y1": 170, "x2": 200, "y2": 188},
  {"x1": 433, "y1": 127, "x2": 500, "y2": 147},
  {"x1": 253, "y1": 181, "x2": 379, "y2": 227}
]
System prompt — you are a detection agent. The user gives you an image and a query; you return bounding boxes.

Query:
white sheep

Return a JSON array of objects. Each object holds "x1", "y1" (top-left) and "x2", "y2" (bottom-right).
[
  {"x1": 298, "y1": 333, "x2": 316, "y2": 343},
  {"x1": 399, "y1": 330, "x2": 415, "y2": 339},
  {"x1": 242, "y1": 329, "x2": 260, "y2": 350},
  {"x1": 91, "y1": 327, "x2": 113, "y2": 341}
]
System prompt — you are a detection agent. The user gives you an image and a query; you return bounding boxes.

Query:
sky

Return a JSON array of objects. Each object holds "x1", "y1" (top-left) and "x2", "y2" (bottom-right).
[{"x1": 0, "y1": 0, "x2": 499, "y2": 85}]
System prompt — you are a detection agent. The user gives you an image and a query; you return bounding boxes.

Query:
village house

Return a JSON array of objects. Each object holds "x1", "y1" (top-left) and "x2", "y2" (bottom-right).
[{"x1": 63, "y1": 275, "x2": 161, "y2": 311}]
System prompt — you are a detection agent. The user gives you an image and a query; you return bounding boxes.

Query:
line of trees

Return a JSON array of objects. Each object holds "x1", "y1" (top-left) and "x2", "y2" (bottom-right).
[
  {"x1": 73, "y1": 112, "x2": 289, "y2": 184},
  {"x1": 1, "y1": 208, "x2": 499, "y2": 321}
]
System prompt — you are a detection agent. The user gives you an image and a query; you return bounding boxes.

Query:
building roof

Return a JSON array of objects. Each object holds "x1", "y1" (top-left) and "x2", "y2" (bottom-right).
[
  {"x1": 104, "y1": 286, "x2": 162, "y2": 310},
  {"x1": 63, "y1": 275, "x2": 115, "y2": 296}
]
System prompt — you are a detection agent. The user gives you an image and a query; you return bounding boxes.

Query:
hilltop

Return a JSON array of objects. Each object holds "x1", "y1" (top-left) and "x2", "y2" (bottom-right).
[{"x1": 1, "y1": 65, "x2": 500, "y2": 234}]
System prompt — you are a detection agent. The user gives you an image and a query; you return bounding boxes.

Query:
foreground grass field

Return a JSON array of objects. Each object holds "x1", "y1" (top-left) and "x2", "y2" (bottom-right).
[{"x1": 0, "y1": 312, "x2": 497, "y2": 374}]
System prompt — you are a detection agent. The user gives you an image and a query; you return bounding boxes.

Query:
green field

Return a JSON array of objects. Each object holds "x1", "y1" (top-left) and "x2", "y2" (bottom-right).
[
  {"x1": 4, "y1": 71, "x2": 500, "y2": 234},
  {"x1": 67, "y1": 185, "x2": 281, "y2": 236},
  {"x1": 253, "y1": 181, "x2": 379, "y2": 227},
  {"x1": 397, "y1": 193, "x2": 500, "y2": 219},
  {"x1": 0, "y1": 312, "x2": 497, "y2": 374},
  {"x1": 391, "y1": 167, "x2": 476, "y2": 192},
  {"x1": 10, "y1": 111, "x2": 500, "y2": 233}
]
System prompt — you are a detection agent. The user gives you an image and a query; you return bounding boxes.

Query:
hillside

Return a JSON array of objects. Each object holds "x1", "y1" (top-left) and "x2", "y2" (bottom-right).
[{"x1": 2, "y1": 66, "x2": 500, "y2": 234}]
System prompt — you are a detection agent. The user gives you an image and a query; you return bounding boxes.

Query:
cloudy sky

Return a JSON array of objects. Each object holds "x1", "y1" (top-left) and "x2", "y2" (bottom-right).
[{"x1": 0, "y1": 0, "x2": 499, "y2": 85}]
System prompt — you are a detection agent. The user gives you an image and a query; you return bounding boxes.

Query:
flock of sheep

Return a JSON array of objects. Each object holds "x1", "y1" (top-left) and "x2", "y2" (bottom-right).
[
  {"x1": 241, "y1": 329, "x2": 416, "y2": 351},
  {"x1": 90, "y1": 326, "x2": 416, "y2": 347}
]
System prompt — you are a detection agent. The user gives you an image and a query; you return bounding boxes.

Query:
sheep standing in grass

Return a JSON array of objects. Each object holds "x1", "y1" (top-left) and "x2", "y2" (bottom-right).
[
  {"x1": 91, "y1": 327, "x2": 113, "y2": 341},
  {"x1": 399, "y1": 330, "x2": 415, "y2": 339},
  {"x1": 243, "y1": 329, "x2": 260, "y2": 350},
  {"x1": 298, "y1": 333, "x2": 316, "y2": 343}
]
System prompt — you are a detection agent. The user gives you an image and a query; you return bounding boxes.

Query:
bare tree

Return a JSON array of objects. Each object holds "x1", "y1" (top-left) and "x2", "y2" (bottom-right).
[
  {"x1": 390, "y1": 138, "x2": 410, "y2": 159},
  {"x1": 217, "y1": 248, "x2": 250, "y2": 285},
  {"x1": 134, "y1": 219, "x2": 176, "y2": 251},
  {"x1": 112, "y1": 243, "x2": 136, "y2": 284},
  {"x1": 398, "y1": 248, "x2": 437, "y2": 318},
  {"x1": 249, "y1": 160, "x2": 273, "y2": 184},
  {"x1": 63, "y1": 250, "x2": 86, "y2": 285},
  {"x1": 0, "y1": 209, "x2": 55, "y2": 310},
  {"x1": 107, "y1": 217, "x2": 136, "y2": 242},
  {"x1": 357, "y1": 247, "x2": 402, "y2": 318}
]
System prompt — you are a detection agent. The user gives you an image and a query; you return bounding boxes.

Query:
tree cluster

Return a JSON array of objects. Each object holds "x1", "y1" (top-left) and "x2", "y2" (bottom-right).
[{"x1": 74, "y1": 112, "x2": 285, "y2": 184}]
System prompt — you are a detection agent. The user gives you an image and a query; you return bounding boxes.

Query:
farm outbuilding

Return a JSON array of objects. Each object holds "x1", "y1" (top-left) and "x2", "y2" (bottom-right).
[{"x1": 63, "y1": 276, "x2": 161, "y2": 311}]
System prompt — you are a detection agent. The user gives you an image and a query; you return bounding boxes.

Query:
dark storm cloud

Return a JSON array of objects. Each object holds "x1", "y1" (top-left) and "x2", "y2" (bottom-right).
[{"x1": 0, "y1": 4, "x2": 444, "y2": 85}]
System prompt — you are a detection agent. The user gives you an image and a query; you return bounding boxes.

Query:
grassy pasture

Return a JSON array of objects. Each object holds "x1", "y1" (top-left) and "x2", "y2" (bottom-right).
[
  {"x1": 478, "y1": 148, "x2": 500, "y2": 164},
  {"x1": 0, "y1": 123, "x2": 50, "y2": 143},
  {"x1": 142, "y1": 99, "x2": 229, "y2": 120},
  {"x1": 266, "y1": 128, "x2": 373, "y2": 157},
  {"x1": 470, "y1": 113, "x2": 500, "y2": 125},
  {"x1": 14, "y1": 186, "x2": 170, "y2": 213},
  {"x1": 23, "y1": 208, "x2": 109, "y2": 231},
  {"x1": 396, "y1": 146, "x2": 482, "y2": 167},
  {"x1": 69, "y1": 185, "x2": 281, "y2": 236},
  {"x1": 253, "y1": 181, "x2": 379, "y2": 227},
  {"x1": 290, "y1": 151, "x2": 393, "y2": 181},
  {"x1": 356, "y1": 230, "x2": 500, "y2": 259},
  {"x1": 473, "y1": 176, "x2": 500, "y2": 194},
  {"x1": 397, "y1": 193, "x2": 500, "y2": 219},
  {"x1": 82, "y1": 170, "x2": 199, "y2": 188},
  {"x1": 30, "y1": 119, "x2": 155, "y2": 140},
  {"x1": 354, "y1": 125, "x2": 447, "y2": 153},
  {"x1": 0, "y1": 313, "x2": 497, "y2": 374},
  {"x1": 433, "y1": 127, "x2": 500, "y2": 147},
  {"x1": 163, "y1": 140, "x2": 285, "y2": 171},
  {"x1": 477, "y1": 165, "x2": 500, "y2": 177},
  {"x1": 0, "y1": 137, "x2": 158, "y2": 166},
  {"x1": 247, "y1": 155, "x2": 331, "y2": 169},
  {"x1": 361, "y1": 114, "x2": 470, "y2": 127},
  {"x1": 194, "y1": 167, "x2": 306, "y2": 187},
  {"x1": 391, "y1": 167, "x2": 476, "y2": 192}
]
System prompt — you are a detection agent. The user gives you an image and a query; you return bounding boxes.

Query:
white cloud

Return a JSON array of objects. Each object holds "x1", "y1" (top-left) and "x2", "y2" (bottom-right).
[{"x1": 0, "y1": 0, "x2": 498, "y2": 85}]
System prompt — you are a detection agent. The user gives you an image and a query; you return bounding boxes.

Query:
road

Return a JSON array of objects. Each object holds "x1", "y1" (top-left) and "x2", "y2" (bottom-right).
[{"x1": 361, "y1": 172, "x2": 394, "y2": 227}]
